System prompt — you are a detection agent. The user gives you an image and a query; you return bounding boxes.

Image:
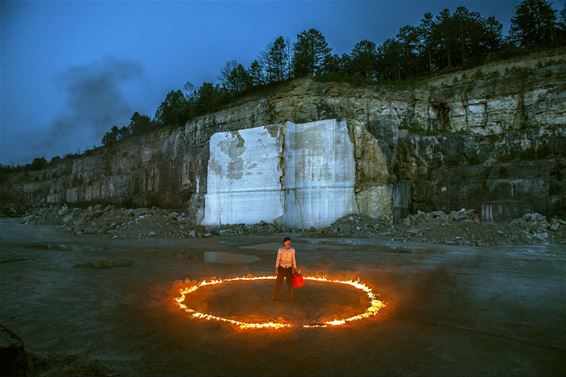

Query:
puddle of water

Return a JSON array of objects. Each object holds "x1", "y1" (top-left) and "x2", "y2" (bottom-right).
[
  {"x1": 239, "y1": 242, "x2": 342, "y2": 252},
  {"x1": 203, "y1": 251, "x2": 261, "y2": 264},
  {"x1": 239, "y1": 242, "x2": 281, "y2": 251}
]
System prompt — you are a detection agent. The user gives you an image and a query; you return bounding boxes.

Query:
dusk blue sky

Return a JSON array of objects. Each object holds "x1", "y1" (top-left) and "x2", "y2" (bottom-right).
[{"x1": 1, "y1": 0, "x2": 564, "y2": 165}]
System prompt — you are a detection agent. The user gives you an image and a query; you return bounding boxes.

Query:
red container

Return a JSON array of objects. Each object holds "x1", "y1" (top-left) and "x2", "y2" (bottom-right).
[{"x1": 292, "y1": 273, "x2": 304, "y2": 288}]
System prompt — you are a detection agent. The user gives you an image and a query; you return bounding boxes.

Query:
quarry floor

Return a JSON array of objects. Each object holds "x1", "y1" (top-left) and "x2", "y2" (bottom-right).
[{"x1": 1, "y1": 217, "x2": 565, "y2": 377}]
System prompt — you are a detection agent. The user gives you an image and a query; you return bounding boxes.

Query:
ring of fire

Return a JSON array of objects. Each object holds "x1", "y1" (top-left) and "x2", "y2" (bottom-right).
[{"x1": 174, "y1": 275, "x2": 386, "y2": 329}]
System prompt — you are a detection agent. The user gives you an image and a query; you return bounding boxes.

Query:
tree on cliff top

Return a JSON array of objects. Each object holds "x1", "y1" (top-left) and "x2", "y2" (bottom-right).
[
  {"x1": 194, "y1": 82, "x2": 227, "y2": 115},
  {"x1": 420, "y1": 12, "x2": 436, "y2": 73},
  {"x1": 349, "y1": 40, "x2": 379, "y2": 80},
  {"x1": 248, "y1": 59, "x2": 265, "y2": 87},
  {"x1": 428, "y1": 7, "x2": 502, "y2": 70},
  {"x1": 510, "y1": 0, "x2": 558, "y2": 48},
  {"x1": 129, "y1": 112, "x2": 155, "y2": 134},
  {"x1": 292, "y1": 28, "x2": 332, "y2": 77},
  {"x1": 395, "y1": 25, "x2": 423, "y2": 78},
  {"x1": 262, "y1": 36, "x2": 292, "y2": 83},
  {"x1": 376, "y1": 38, "x2": 404, "y2": 81},
  {"x1": 555, "y1": 1, "x2": 566, "y2": 42},
  {"x1": 154, "y1": 90, "x2": 189, "y2": 127},
  {"x1": 452, "y1": 7, "x2": 502, "y2": 66},
  {"x1": 219, "y1": 60, "x2": 253, "y2": 94},
  {"x1": 30, "y1": 157, "x2": 48, "y2": 170},
  {"x1": 102, "y1": 126, "x2": 120, "y2": 145},
  {"x1": 101, "y1": 124, "x2": 133, "y2": 146}
]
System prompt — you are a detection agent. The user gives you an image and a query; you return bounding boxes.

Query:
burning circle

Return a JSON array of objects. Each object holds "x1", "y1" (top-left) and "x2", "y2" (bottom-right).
[{"x1": 174, "y1": 275, "x2": 385, "y2": 329}]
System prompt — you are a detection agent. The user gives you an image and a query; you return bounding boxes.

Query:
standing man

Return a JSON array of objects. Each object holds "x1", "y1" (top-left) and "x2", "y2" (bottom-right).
[{"x1": 273, "y1": 237, "x2": 297, "y2": 303}]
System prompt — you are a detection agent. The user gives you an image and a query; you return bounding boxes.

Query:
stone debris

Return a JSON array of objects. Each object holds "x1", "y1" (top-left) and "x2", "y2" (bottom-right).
[
  {"x1": 21, "y1": 204, "x2": 566, "y2": 245},
  {"x1": 0, "y1": 203, "x2": 25, "y2": 217},
  {"x1": 319, "y1": 209, "x2": 566, "y2": 246},
  {"x1": 321, "y1": 214, "x2": 391, "y2": 236},
  {"x1": 391, "y1": 209, "x2": 566, "y2": 246},
  {"x1": 212, "y1": 220, "x2": 285, "y2": 236},
  {"x1": 23, "y1": 204, "x2": 207, "y2": 239}
]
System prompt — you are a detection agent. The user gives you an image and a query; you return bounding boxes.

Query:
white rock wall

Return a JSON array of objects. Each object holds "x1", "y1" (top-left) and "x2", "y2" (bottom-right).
[
  {"x1": 203, "y1": 126, "x2": 284, "y2": 225},
  {"x1": 283, "y1": 119, "x2": 358, "y2": 228},
  {"x1": 203, "y1": 119, "x2": 359, "y2": 228}
]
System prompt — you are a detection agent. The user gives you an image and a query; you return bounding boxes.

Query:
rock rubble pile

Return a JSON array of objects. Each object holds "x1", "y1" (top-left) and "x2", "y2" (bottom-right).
[
  {"x1": 323, "y1": 209, "x2": 565, "y2": 246},
  {"x1": 22, "y1": 205, "x2": 566, "y2": 245},
  {"x1": 24, "y1": 204, "x2": 210, "y2": 239}
]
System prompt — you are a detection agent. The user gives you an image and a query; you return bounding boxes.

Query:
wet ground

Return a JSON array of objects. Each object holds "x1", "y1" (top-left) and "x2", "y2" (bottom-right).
[{"x1": 1, "y1": 217, "x2": 565, "y2": 376}]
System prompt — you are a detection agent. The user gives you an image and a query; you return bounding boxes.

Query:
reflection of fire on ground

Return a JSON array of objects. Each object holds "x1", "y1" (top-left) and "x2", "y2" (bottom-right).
[{"x1": 174, "y1": 276, "x2": 385, "y2": 329}]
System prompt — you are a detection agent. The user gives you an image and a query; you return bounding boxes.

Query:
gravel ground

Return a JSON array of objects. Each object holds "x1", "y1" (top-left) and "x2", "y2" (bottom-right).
[{"x1": 1, "y1": 218, "x2": 565, "y2": 377}]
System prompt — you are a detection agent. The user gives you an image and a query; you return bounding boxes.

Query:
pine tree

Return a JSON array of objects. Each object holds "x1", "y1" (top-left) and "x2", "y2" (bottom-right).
[
  {"x1": 396, "y1": 25, "x2": 421, "y2": 78},
  {"x1": 376, "y1": 39, "x2": 404, "y2": 81},
  {"x1": 262, "y1": 36, "x2": 291, "y2": 83},
  {"x1": 510, "y1": 0, "x2": 557, "y2": 47},
  {"x1": 420, "y1": 12, "x2": 436, "y2": 73},
  {"x1": 452, "y1": 7, "x2": 502, "y2": 67},
  {"x1": 129, "y1": 112, "x2": 155, "y2": 134},
  {"x1": 248, "y1": 60, "x2": 265, "y2": 87},
  {"x1": 154, "y1": 90, "x2": 188, "y2": 126},
  {"x1": 219, "y1": 61, "x2": 252, "y2": 94},
  {"x1": 349, "y1": 40, "x2": 378, "y2": 80},
  {"x1": 292, "y1": 28, "x2": 332, "y2": 77},
  {"x1": 559, "y1": 1, "x2": 566, "y2": 42}
]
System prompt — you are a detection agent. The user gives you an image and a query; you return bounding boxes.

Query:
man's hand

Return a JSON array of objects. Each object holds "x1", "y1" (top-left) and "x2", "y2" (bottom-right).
[{"x1": 275, "y1": 268, "x2": 278, "y2": 276}]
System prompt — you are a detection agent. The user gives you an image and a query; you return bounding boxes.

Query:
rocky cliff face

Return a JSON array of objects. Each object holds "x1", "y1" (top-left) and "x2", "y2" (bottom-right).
[{"x1": 2, "y1": 49, "x2": 565, "y2": 225}]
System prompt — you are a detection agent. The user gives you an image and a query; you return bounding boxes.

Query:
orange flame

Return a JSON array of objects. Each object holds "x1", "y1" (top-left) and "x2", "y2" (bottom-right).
[{"x1": 174, "y1": 275, "x2": 385, "y2": 330}]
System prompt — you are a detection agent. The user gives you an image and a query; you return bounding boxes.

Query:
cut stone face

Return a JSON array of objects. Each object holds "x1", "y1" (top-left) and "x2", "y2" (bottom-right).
[
  {"x1": 203, "y1": 126, "x2": 284, "y2": 225},
  {"x1": 202, "y1": 118, "x2": 358, "y2": 228},
  {"x1": 283, "y1": 119, "x2": 357, "y2": 228}
]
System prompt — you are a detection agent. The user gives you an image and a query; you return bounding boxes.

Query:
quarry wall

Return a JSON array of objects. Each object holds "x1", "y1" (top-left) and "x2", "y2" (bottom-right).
[{"x1": 2, "y1": 49, "x2": 565, "y2": 225}]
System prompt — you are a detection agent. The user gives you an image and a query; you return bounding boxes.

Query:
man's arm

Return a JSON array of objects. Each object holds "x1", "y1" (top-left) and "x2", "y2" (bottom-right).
[
  {"x1": 275, "y1": 249, "x2": 281, "y2": 270},
  {"x1": 292, "y1": 250, "x2": 297, "y2": 270}
]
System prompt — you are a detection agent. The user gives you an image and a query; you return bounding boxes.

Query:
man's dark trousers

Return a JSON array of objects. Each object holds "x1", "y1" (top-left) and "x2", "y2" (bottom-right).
[{"x1": 273, "y1": 266, "x2": 294, "y2": 302}]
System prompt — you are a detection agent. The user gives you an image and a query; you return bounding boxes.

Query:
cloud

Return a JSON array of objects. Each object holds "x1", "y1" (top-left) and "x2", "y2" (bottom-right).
[{"x1": 25, "y1": 56, "x2": 144, "y2": 162}]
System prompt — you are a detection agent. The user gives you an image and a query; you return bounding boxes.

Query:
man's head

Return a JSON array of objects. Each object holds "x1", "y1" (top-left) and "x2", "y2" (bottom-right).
[{"x1": 283, "y1": 237, "x2": 291, "y2": 249}]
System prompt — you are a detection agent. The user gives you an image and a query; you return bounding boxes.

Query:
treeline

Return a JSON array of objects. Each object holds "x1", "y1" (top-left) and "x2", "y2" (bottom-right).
[
  {"x1": 0, "y1": 157, "x2": 50, "y2": 174},
  {"x1": 0, "y1": 152, "x2": 94, "y2": 174},
  {"x1": 2, "y1": 0, "x2": 565, "y2": 173},
  {"x1": 104, "y1": 0, "x2": 564, "y2": 145}
]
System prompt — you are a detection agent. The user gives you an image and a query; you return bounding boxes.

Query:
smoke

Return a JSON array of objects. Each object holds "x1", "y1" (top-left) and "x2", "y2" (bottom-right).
[{"x1": 26, "y1": 56, "x2": 144, "y2": 161}]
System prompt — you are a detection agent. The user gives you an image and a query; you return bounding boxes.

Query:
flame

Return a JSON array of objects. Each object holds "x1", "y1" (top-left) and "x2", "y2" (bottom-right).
[{"x1": 174, "y1": 275, "x2": 385, "y2": 330}]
